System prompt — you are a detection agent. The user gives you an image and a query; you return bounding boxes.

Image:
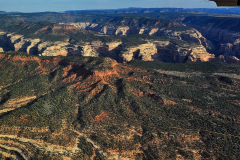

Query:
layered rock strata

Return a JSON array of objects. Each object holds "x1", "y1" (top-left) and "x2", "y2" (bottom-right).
[
  {"x1": 163, "y1": 17, "x2": 240, "y2": 58},
  {"x1": 188, "y1": 26, "x2": 240, "y2": 57},
  {"x1": 120, "y1": 41, "x2": 215, "y2": 63},
  {"x1": 1, "y1": 31, "x2": 235, "y2": 63},
  {"x1": 59, "y1": 22, "x2": 209, "y2": 47}
]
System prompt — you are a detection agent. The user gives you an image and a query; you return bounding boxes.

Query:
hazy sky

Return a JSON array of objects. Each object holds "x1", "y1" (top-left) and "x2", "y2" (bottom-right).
[{"x1": 1, "y1": 0, "x2": 217, "y2": 13}]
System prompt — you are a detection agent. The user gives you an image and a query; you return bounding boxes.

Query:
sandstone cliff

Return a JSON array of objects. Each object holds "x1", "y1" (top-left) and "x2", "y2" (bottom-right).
[
  {"x1": 38, "y1": 41, "x2": 69, "y2": 56},
  {"x1": 120, "y1": 41, "x2": 215, "y2": 63},
  {"x1": 167, "y1": 15, "x2": 240, "y2": 58},
  {"x1": 185, "y1": 25, "x2": 240, "y2": 57},
  {"x1": 0, "y1": 32, "x2": 14, "y2": 51},
  {"x1": 0, "y1": 31, "x2": 228, "y2": 63},
  {"x1": 59, "y1": 22, "x2": 209, "y2": 47}
]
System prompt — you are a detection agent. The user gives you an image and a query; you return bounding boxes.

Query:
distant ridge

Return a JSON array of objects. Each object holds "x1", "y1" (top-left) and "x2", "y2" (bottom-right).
[
  {"x1": 2, "y1": 7, "x2": 240, "y2": 15},
  {"x1": 64, "y1": 7, "x2": 240, "y2": 15},
  {"x1": 64, "y1": 8, "x2": 186, "y2": 14},
  {"x1": 0, "y1": 11, "x2": 8, "y2": 14},
  {"x1": 0, "y1": 11, "x2": 22, "y2": 14}
]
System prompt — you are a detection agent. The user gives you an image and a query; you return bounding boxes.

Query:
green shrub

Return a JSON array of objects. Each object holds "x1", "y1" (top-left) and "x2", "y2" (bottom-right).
[{"x1": 77, "y1": 137, "x2": 94, "y2": 157}]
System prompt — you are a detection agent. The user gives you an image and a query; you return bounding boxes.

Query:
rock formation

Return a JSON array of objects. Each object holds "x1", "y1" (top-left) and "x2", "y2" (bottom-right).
[
  {"x1": 0, "y1": 30, "x2": 219, "y2": 63},
  {"x1": 215, "y1": 55, "x2": 240, "y2": 63},
  {"x1": 59, "y1": 22, "x2": 209, "y2": 47},
  {"x1": 6, "y1": 19, "x2": 240, "y2": 64},
  {"x1": 165, "y1": 16, "x2": 240, "y2": 59},
  {"x1": 190, "y1": 26, "x2": 240, "y2": 57},
  {"x1": 38, "y1": 41, "x2": 69, "y2": 56},
  {"x1": 120, "y1": 43, "x2": 158, "y2": 62},
  {"x1": 26, "y1": 39, "x2": 41, "y2": 55},
  {"x1": 120, "y1": 41, "x2": 215, "y2": 63},
  {"x1": 0, "y1": 32, "x2": 14, "y2": 51}
]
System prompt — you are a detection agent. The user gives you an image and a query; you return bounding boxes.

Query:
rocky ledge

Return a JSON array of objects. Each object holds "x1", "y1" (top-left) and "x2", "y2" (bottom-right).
[
  {"x1": 59, "y1": 22, "x2": 210, "y2": 48},
  {"x1": 1, "y1": 31, "x2": 237, "y2": 63}
]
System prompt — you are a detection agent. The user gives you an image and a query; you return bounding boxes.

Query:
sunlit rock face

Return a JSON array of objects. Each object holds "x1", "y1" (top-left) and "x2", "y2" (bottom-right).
[
  {"x1": 4, "y1": 20, "x2": 240, "y2": 63},
  {"x1": 174, "y1": 23, "x2": 240, "y2": 58},
  {"x1": 61, "y1": 22, "x2": 210, "y2": 47},
  {"x1": 0, "y1": 31, "x2": 217, "y2": 63},
  {"x1": 120, "y1": 41, "x2": 214, "y2": 63}
]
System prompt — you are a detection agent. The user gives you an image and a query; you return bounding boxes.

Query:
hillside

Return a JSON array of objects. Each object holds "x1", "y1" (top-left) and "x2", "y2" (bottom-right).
[{"x1": 0, "y1": 51, "x2": 240, "y2": 159}]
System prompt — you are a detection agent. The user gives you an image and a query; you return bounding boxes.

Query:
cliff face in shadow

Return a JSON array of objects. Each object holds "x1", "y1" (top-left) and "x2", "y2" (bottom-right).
[{"x1": 164, "y1": 14, "x2": 240, "y2": 59}]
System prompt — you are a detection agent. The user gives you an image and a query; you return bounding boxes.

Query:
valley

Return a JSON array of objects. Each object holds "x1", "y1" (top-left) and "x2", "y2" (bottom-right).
[
  {"x1": 157, "y1": 12, "x2": 240, "y2": 58},
  {"x1": 1, "y1": 11, "x2": 240, "y2": 64},
  {"x1": 1, "y1": 8, "x2": 240, "y2": 160}
]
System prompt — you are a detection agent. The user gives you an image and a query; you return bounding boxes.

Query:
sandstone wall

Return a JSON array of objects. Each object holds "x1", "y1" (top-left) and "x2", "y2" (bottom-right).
[
  {"x1": 59, "y1": 22, "x2": 209, "y2": 47},
  {"x1": 174, "y1": 24, "x2": 240, "y2": 58},
  {"x1": 119, "y1": 41, "x2": 215, "y2": 63},
  {"x1": 1, "y1": 31, "x2": 237, "y2": 63}
]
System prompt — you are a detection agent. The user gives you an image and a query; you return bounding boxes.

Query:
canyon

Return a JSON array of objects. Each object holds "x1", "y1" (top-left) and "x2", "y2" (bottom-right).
[
  {"x1": 187, "y1": 25, "x2": 240, "y2": 57},
  {"x1": 0, "y1": 26, "x2": 232, "y2": 63},
  {"x1": 59, "y1": 21, "x2": 208, "y2": 47},
  {"x1": 1, "y1": 14, "x2": 239, "y2": 64},
  {"x1": 165, "y1": 14, "x2": 240, "y2": 60},
  {"x1": 1, "y1": 10, "x2": 240, "y2": 160}
]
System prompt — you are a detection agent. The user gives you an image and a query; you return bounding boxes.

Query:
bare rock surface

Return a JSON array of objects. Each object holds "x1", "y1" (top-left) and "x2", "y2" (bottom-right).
[
  {"x1": 60, "y1": 22, "x2": 209, "y2": 47},
  {"x1": 3, "y1": 25, "x2": 240, "y2": 63},
  {"x1": 181, "y1": 25, "x2": 240, "y2": 58},
  {"x1": 120, "y1": 41, "x2": 214, "y2": 63}
]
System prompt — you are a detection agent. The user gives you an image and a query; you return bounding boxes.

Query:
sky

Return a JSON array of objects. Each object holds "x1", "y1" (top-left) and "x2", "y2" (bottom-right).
[{"x1": 1, "y1": 0, "x2": 217, "y2": 13}]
